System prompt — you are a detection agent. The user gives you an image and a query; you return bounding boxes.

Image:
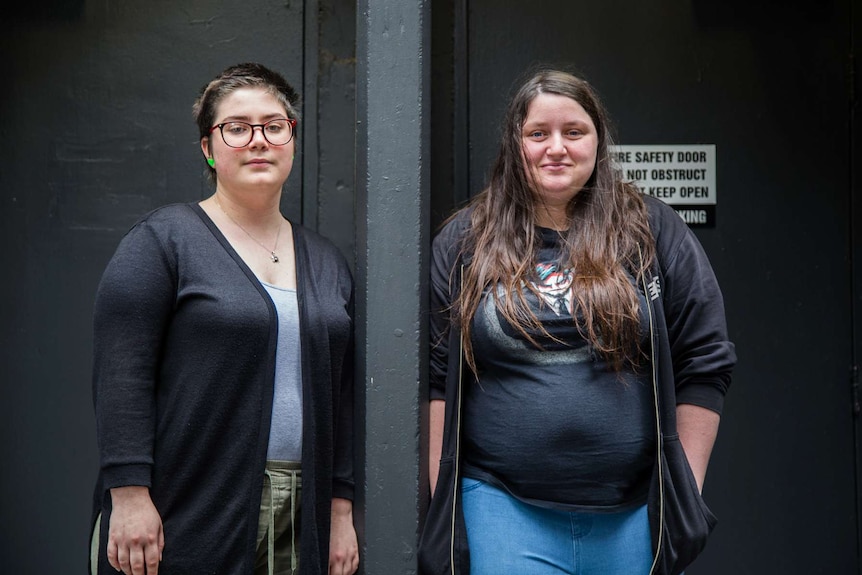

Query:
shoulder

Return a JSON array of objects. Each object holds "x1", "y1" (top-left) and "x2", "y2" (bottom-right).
[
  {"x1": 133, "y1": 203, "x2": 198, "y2": 229},
  {"x1": 643, "y1": 195, "x2": 685, "y2": 240},
  {"x1": 643, "y1": 195, "x2": 695, "y2": 268},
  {"x1": 97, "y1": 206, "x2": 201, "y2": 300},
  {"x1": 432, "y1": 206, "x2": 473, "y2": 257},
  {"x1": 643, "y1": 196, "x2": 721, "y2": 299},
  {"x1": 109, "y1": 203, "x2": 200, "y2": 258},
  {"x1": 119, "y1": 203, "x2": 201, "y2": 246}
]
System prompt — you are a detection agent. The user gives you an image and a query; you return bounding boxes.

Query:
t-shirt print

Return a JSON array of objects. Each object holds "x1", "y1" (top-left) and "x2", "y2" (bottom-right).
[{"x1": 533, "y1": 262, "x2": 574, "y2": 316}]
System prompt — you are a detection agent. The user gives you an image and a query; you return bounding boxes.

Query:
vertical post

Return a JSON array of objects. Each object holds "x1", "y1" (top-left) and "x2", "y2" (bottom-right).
[{"x1": 355, "y1": 1, "x2": 430, "y2": 574}]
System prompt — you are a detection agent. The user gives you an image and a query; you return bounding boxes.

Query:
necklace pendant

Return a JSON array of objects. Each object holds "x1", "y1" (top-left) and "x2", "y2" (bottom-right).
[{"x1": 270, "y1": 252, "x2": 279, "y2": 263}]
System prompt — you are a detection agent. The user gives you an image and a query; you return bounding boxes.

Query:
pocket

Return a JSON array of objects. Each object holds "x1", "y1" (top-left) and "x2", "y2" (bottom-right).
[
  {"x1": 419, "y1": 458, "x2": 455, "y2": 575},
  {"x1": 649, "y1": 435, "x2": 717, "y2": 575},
  {"x1": 419, "y1": 457, "x2": 470, "y2": 575},
  {"x1": 668, "y1": 434, "x2": 716, "y2": 526}
]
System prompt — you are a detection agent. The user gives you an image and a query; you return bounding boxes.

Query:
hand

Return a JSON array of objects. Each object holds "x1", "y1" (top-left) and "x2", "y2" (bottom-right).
[
  {"x1": 328, "y1": 498, "x2": 359, "y2": 575},
  {"x1": 429, "y1": 399, "x2": 445, "y2": 497},
  {"x1": 107, "y1": 486, "x2": 164, "y2": 575}
]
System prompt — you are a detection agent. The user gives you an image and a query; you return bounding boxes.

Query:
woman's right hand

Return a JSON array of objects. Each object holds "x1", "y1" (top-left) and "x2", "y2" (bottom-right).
[
  {"x1": 428, "y1": 399, "x2": 446, "y2": 497},
  {"x1": 108, "y1": 486, "x2": 164, "y2": 575}
]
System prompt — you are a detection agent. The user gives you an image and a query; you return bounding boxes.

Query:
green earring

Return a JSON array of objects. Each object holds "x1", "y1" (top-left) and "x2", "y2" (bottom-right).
[{"x1": 207, "y1": 157, "x2": 215, "y2": 168}]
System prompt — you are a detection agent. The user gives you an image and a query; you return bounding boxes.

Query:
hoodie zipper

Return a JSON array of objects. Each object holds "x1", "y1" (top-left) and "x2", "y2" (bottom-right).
[{"x1": 640, "y1": 248, "x2": 665, "y2": 575}]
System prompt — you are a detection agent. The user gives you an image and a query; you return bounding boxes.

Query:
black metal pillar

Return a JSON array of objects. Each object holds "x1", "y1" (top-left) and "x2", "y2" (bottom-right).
[{"x1": 355, "y1": 1, "x2": 430, "y2": 573}]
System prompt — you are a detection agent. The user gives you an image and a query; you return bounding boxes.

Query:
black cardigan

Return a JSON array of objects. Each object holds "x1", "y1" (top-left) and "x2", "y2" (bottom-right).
[{"x1": 91, "y1": 203, "x2": 354, "y2": 574}]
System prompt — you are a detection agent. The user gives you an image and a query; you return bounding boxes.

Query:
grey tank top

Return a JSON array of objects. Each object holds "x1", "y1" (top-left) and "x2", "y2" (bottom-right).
[{"x1": 261, "y1": 281, "x2": 303, "y2": 462}]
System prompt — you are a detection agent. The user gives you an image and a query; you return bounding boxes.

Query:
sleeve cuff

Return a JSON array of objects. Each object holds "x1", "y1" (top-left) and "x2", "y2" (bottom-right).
[
  {"x1": 675, "y1": 382, "x2": 726, "y2": 416},
  {"x1": 100, "y1": 464, "x2": 152, "y2": 491},
  {"x1": 332, "y1": 478, "x2": 355, "y2": 501}
]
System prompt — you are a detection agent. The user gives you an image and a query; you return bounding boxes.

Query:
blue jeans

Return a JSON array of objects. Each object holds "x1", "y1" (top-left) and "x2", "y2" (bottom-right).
[{"x1": 461, "y1": 478, "x2": 654, "y2": 575}]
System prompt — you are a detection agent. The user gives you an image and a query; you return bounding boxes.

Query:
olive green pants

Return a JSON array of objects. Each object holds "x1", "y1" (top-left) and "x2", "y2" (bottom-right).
[{"x1": 255, "y1": 461, "x2": 302, "y2": 575}]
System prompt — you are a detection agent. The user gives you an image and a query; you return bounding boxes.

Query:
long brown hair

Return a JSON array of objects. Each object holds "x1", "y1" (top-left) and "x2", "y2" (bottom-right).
[{"x1": 455, "y1": 69, "x2": 655, "y2": 374}]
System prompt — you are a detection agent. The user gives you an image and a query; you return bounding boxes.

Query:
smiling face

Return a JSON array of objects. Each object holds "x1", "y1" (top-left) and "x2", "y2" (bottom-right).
[
  {"x1": 200, "y1": 87, "x2": 295, "y2": 192},
  {"x1": 521, "y1": 93, "x2": 598, "y2": 213}
]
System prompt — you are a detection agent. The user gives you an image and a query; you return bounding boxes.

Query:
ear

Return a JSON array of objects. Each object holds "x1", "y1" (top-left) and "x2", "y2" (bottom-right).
[{"x1": 201, "y1": 137, "x2": 212, "y2": 162}]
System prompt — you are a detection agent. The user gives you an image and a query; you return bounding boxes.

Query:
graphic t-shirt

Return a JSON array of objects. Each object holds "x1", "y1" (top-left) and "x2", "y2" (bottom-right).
[{"x1": 463, "y1": 227, "x2": 655, "y2": 511}]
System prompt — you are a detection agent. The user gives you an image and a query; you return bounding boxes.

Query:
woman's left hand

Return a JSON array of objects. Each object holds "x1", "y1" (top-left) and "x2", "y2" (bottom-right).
[{"x1": 329, "y1": 497, "x2": 359, "y2": 575}]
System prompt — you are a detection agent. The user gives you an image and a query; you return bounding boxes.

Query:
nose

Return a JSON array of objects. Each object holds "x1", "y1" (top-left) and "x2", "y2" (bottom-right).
[
  {"x1": 249, "y1": 125, "x2": 269, "y2": 147},
  {"x1": 546, "y1": 132, "x2": 565, "y2": 155}
]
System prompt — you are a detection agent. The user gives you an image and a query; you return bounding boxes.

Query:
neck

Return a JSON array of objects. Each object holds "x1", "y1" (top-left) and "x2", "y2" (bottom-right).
[
  {"x1": 213, "y1": 187, "x2": 283, "y2": 225},
  {"x1": 534, "y1": 205, "x2": 569, "y2": 231}
]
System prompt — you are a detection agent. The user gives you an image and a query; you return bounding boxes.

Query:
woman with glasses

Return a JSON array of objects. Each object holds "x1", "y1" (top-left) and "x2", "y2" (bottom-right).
[{"x1": 90, "y1": 63, "x2": 358, "y2": 575}]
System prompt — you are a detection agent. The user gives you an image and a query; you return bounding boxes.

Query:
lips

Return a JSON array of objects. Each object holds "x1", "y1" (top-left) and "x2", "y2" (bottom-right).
[{"x1": 246, "y1": 158, "x2": 272, "y2": 166}]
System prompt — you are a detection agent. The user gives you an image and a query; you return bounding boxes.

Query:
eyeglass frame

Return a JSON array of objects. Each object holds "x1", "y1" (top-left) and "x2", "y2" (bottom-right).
[{"x1": 208, "y1": 117, "x2": 298, "y2": 148}]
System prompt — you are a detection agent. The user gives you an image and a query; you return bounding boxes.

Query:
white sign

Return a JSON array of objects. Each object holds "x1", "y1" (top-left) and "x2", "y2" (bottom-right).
[{"x1": 610, "y1": 144, "x2": 716, "y2": 206}]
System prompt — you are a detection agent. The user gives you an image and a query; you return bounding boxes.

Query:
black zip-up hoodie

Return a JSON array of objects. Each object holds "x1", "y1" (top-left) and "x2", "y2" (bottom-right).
[{"x1": 419, "y1": 195, "x2": 736, "y2": 575}]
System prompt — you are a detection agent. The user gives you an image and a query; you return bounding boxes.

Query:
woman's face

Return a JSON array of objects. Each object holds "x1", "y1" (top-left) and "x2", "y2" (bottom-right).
[
  {"x1": 201, "y1": 87, "x2": 295, "y2": 192},
  {"x1": 521, "y1": 93, "x2": 598, "y2": 210}
]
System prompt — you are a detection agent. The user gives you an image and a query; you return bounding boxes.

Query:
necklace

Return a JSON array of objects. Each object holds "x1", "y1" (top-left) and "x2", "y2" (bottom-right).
[{"x1": 214, "y1": 195, "x2": 282, "y2": 263}]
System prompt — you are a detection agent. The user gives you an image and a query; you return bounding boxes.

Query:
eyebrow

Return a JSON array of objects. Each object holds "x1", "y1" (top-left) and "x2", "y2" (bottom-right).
[
  {"x1": 524, "y1": 119, "x2": 591, "y2": 127},
  {"x1": 218, "y1": 113, "x2": 288, "y2": 123}
]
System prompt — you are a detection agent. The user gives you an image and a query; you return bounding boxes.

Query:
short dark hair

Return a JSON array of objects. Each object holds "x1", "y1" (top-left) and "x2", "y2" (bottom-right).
[{"x1": 193, "y1": 62, "x2": 301, "y2": 142}]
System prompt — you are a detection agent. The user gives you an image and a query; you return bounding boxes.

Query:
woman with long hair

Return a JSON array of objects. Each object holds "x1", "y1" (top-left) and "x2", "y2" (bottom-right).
[{"x1": 420, "y1": 69, "x2": 736, "y2": 575}]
